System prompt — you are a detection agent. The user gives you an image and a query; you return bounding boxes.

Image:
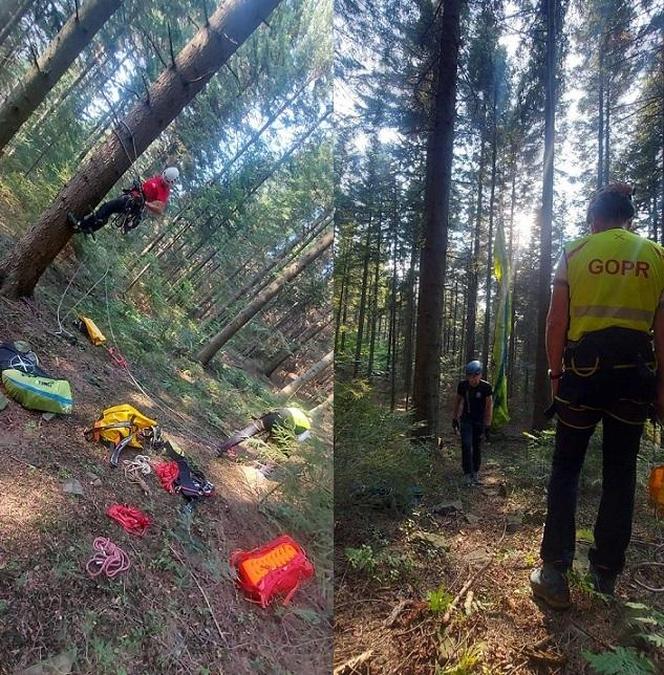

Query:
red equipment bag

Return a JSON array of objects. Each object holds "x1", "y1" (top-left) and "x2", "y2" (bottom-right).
[{"x1": 230, "y1": 534, "x2": 314, "y2": 608}]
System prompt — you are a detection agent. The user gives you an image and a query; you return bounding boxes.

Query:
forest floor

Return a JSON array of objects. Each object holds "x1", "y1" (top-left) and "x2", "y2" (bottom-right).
[
  {"x1": 0, "y1": 256, "x2": 332, "y2": 674},
  {"x1": 335, "y1": 412, "x2": 664, "y2": 674}
]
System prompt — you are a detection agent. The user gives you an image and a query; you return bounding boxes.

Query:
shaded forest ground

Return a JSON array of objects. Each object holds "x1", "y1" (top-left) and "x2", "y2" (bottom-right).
[
  {"x1": 0, "y1": 229, "x2": 332, "y2": 672},
  {"x1": 335, "y1": 384, "x2": 664, "y2": 674}
]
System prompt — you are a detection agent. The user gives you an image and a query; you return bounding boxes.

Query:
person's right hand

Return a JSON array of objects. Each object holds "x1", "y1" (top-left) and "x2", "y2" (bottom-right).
[{"x1": 452, "y1": 418, "x2": 459, "y2": 432}]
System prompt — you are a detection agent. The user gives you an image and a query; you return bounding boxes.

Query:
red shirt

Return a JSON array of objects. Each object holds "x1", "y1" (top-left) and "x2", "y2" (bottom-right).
[{"x1": 141, "y1": 175, "x2": 171, "y2": 204}]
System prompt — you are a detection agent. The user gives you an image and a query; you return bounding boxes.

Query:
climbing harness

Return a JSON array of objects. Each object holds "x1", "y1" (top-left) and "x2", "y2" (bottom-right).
[
  {"x1": 106, "y1": 504, "x2": 151, "y2": 536},
  {"x1": 86, "y1": 537, "x2": 130, "y2": 579},
  {"x1": 106, "y1": 345, "x2": 128, "y2": 368}
]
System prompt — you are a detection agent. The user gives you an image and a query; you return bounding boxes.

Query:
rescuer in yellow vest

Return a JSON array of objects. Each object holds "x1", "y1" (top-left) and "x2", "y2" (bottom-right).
[
  {"x1": 217, "y1": 407, "x2": 311, "y2": 457},
  {"x1": 530, "y1": 183, "x2": 664, "y2": 610}
]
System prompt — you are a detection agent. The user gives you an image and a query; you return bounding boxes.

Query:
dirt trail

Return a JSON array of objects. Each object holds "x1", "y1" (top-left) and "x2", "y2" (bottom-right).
[
  {"x1": 335, "y1": 426, "x2": 664, "y2": 674},
  {"x1": 0, "y1": 297, "x2": 331, "y2": 674}
]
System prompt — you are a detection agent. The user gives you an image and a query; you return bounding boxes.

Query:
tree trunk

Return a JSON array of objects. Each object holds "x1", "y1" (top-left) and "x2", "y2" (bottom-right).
[
  {"x1": 412, "y1": 0, "x2": 462, "y2": 439},
  {"x1": 597, "y1": 43, "x2": 605, "y2": 189},
  {"x1": 280, "y1": 350, "x2": 333, "y2": 397},
  {"x1": 465, "y1": 128, "x2": 486, "y2": 363},
  {"x1": 604, "y1": 74, "x2": 611, "y2": 183},
  {"x1": 196, "y1": 228, "x2": 332, "y2": 364},
  {"x1": 482, "y1": 94, "x2": 498, "y2": 374},
  {"x1": 0, "y1": 0, "x2": 123, "y2": 154},
  {"x1": 309, "y1": 392, "x2": 333, "y2": 419},
  {"x1": 265, "y1": 319, "x2": 330, "y2": 377},
  {"x1": 402, "y1": 232, "x2": 417, "y2": 406},
  {"x1": 0, "y1": 0, "x2": 32, "y2": 52},
  {"x1": 353, "y1": 217, "x2": 373, "y2": 377},
  {"x1": 532, "y1": 0, "x2": 558, "y2": 429},
  {"x1": 0, "y1": 0, "x2": 282, "y2": 298},
  {"x1": 335, "y1": 241, "x2": 350, "y2": 353},
  {"x1": 366, "y1": 216, "x2": 382, "y2": 378}
]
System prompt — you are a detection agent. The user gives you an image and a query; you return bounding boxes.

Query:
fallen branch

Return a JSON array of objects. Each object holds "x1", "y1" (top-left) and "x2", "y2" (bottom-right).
[
  {"x1": 442, "y1": 522, "x2": 507, "y2": 625},
  {"x1": 333, "y1": 650, "x2": 374, "y2": 675},
  {"x1": 384, "y1": 598, "x2": 411, "y2": 628},
  {"x1": 169, "y1": 544, "x2": 228, "y2": 646}
]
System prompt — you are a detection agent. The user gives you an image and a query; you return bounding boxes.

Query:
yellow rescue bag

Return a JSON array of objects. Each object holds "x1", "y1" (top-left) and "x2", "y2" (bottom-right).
[
  {"x1": 84, "y1": 404, "x2": 157, "y2": 448},
  {"x1": 78, "y1": 316, "x2": 106, "y2": 346}
]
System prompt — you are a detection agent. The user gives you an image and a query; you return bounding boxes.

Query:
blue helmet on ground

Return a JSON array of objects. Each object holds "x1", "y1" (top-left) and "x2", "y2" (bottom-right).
[{"x1": 465, "y1": 360, "x2": 482, "y2": 375}]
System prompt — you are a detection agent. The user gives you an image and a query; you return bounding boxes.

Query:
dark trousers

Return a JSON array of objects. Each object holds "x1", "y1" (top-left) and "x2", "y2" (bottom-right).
[
  {"x1": 218, "y1": 412, "x2": 282, "y2": 454},
  {"x1": 218, "y1": 418, "x2": 267, "y2": 453},
  {"x1": 460, "y1": 418, "x2": 483, "y2": 475},
  {"x1": 79, "y1": 195, "x2": 139, "y2": 233},
  {"x1": 540, "y1": 414, "x2": 642, "y2": 575}
]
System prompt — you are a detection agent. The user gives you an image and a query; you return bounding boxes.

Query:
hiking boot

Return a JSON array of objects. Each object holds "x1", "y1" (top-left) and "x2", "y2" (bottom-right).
[
  {"x1": 530, "y1": 564, "x2": 571, "y2": 610},
  {"x1": 589, "y1": 564, "x2": 617, "y2": 596},
  {"x1": 464, "y1": 474, "x2": 473, "y2": 487},
  {"x1": 472, "y1": 472, "x2": 482, "y2": 485}
]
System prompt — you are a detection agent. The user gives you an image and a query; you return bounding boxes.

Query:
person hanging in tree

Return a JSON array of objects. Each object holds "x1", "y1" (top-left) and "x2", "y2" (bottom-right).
[
  {"x1": 218, "y1": 407, "x2": 312, "y2": 459},
  {"x1": 530, "y1": 183, "x2": 664, "y2": 610},
  {"x1": 452, "y1": 360, "x2": 493, "y2": 487},
  {"x1": 68, "y1": 166, "x2": 179, "y2": 234}
]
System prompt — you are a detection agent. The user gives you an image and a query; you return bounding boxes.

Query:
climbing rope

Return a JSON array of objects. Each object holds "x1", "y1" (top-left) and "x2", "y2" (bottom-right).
[
  {"x1": 86, "y1": 537, "x2": 130, "y2": 579},
  {"x1": 123, "y1": 455, "x2": 152, "y2": 494},
  {"x1": 103, "y1": 275, "x2": 220, "y2": 448},
  {"x1": 54, "y1": 259, "x2": 111, "y2": 338}
]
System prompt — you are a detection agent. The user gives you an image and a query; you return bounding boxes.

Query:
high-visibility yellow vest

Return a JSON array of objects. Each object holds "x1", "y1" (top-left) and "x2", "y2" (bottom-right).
[
  {"x1": 284, "y1": 407, "x2": 311, "y2": 434},
  {"x1": 565, "y1": 229, "x2": 664, "y2": 341}
]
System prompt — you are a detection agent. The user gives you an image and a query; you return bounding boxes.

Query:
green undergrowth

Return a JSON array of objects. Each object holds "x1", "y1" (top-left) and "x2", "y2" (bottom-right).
[{"x1": 335, "y1": 379, "x2": 429, "y2": 518}]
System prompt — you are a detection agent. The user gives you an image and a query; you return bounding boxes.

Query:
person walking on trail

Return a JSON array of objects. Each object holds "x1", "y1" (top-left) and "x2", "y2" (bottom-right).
[
  {"x1": 452, "y1": 360, "x2": 493, "y2": 487},
  {"x1": 68, "y1": 166, "x2": 179, "y2": 234},
  {"x1": 218, "y1": 407, "x2": 311, "y2": 458},
  {"x1": 530, "y1": 183, "x2": 664, "y2": 610}
]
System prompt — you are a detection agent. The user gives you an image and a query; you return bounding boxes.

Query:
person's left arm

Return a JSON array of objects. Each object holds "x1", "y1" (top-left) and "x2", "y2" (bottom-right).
[
  {"x1": 484, "y1": 393, "x2": 493, "y2": 428},
  {"x1": 144, "y1": 200, "x2": 166, "y2": 215}
]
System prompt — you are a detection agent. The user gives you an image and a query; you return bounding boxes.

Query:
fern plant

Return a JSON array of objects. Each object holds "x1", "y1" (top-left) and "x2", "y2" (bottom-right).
[
  {"x1": 624, "y1": 601, "x2": 664, "y2": 650},
  {"x1": 582, "y1": 647, "x2": 654, "y2": 674}
]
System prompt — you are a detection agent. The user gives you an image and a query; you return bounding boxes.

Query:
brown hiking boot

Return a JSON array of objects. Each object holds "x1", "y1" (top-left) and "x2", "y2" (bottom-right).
[{"x1": 530, "y1": 564, "x2": 571, "y2": 610}]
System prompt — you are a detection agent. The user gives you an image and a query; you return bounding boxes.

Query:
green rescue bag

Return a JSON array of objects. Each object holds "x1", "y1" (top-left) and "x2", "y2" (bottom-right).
[{"x1": 2, "y1": 369, "x2": 73, "y2": 414}]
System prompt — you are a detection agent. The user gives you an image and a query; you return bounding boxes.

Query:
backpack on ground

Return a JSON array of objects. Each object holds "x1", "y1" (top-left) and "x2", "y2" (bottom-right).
[{"x1": 2, "y1": 369, "x2": 73, "y2": 414}]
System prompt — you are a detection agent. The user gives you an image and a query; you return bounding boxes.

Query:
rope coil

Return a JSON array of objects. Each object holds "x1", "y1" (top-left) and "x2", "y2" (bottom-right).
[
  {"x1": 123, "y1": 455, "x2": 152, "y2": 494},
  {"x1": 86, "y1": 537, "x2": 130, "y2": 578}
]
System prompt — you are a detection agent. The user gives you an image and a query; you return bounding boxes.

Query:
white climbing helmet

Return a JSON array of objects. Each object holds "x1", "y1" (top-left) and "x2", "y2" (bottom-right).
[{"x1": 163, "y1": 166, "x2": 179, "y2": 185}]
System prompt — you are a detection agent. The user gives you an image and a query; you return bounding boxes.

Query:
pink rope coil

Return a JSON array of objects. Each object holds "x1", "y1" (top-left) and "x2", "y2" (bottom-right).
[{"x1": 86, "y1": 537, "x2": 130, "y2": 579}]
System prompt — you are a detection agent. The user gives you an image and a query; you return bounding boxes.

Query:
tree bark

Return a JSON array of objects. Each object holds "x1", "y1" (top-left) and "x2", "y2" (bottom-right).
[
  {"x1": 402, "y1": 231, "x2": 417, "y2": 406},
  {"x1": 366, "y1": 216, "x2": 382, "y2": 378},
  {"x1": 532, "y1": 0, "x2": 558, "y2": 429},
  {"x1": 482, "y1": 92, "x2": 498, "y2": 374},
  {"x1": 597, "y1": 43, "x2": 605, "y2": 189},
  {"x1": 196, "y1": 228, "x2": 332, "y2": 364},
  {"x1": 280, "y1": 350, "x2": 333, "y2": 397},
  {"x1": 465, "y1": 128, "x2": 485, "y2": 364},
  {"x1": 0, "y1": 0, "x2": 32, "y2": 52},
  {"x1": 412, "y1": 0, "x2": 462, "y2": 439},
  {"x1": 265, "y1": 319, "x2": 330, "y2": 377},
  {"x1": 0, "y1": 0, "x2": 282, "y2": 298},
  {"x1": 0, "y1": 0, "x2": 123, "y2": 154},
  {"x1": 353, "y1": 217, "x2": 373, "y2": 377}
]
